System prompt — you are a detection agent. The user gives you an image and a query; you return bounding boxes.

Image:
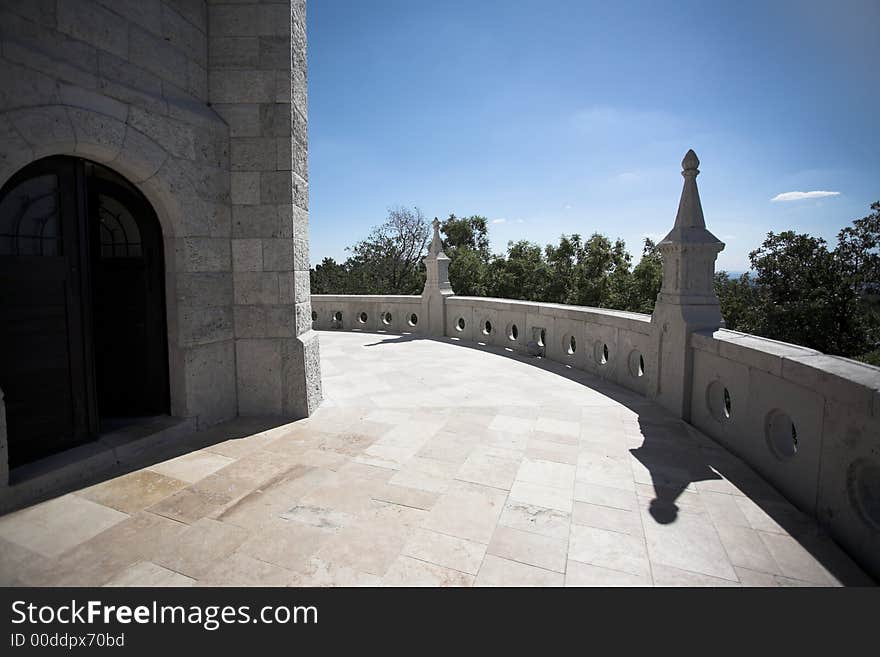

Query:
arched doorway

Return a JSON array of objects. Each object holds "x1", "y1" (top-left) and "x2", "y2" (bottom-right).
[{"x1": 0, "y1": 156, "x2": 169, "y2": 469}]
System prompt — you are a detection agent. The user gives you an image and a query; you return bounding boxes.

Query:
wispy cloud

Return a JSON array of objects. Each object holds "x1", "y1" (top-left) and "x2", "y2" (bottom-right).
[
  {"x1": 771, "y1": 190, "x2": 840, "y2": 202},
  {"x1": 491, "y1": 218, "x2": 507, "y2": 224},
  {"x1": 613, "y1": 172, "x2": 641, "y2": 184}
]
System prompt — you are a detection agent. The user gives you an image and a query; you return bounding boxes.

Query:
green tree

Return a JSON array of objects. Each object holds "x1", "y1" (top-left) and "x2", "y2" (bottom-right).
[
  {"x1": 485, "y1": 240, "x2": 549, "y2": 301},
  {"x1": 310, "y1": 257, "x2": 348, "y2": 294},
  {"x1": 714, "y1": 271, "x2": 756, "y2": 331},
  {"x1": 441, "y1": 214, "x2": 491, "y2": 296},
  {"x1": 627, "y1": 238, "x2": 663, "y2": 313}
]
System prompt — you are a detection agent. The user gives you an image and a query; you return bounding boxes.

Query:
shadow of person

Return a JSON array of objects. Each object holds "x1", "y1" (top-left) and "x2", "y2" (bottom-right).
[{"x1": 629, "y1": 415, "x2": 723, "y2": 524}]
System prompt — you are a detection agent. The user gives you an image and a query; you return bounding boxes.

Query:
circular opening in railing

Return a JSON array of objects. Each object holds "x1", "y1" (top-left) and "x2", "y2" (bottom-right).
[
  {"x1": 566, "y1": 335, "x2": 576, "y2": 355},
  {"x1": 333, "y1": 311, "x2": 343, "y2": 322},
  {"x1": 628, "y1": 350, "x2": 645, "y2": 378},
  {"x1": 538, "y1": 329, "x2": 546, "y2": 347},
  {"x1": 483, "y1": 320, "x2": 492, "y2": 335},
  {"x1": 311, "y1": 310, "x2": 317, "y2": 322},
  {"x1": 456, "y1": 317, "x2": 465, "y2": 332},
  {"x1": 382, "y1": 311, "x2": 392, "y2": 325},
  {"x1": 358, "y1": 311, "x2": 368, "y2": 323},
  {"x1": 766, "y1": 409, "x2": 798, "y2": 460},
  {"x1": 847, "y1": 458, "x2": 880, "y2": 531},
  {"x1": 408, "y1": 313, "x2": 418, "y2": 326},
  {"x1": 706, "y1": 380, "x2": 732, "y2": 423},
  {"x1": 507, "y1": 323, "x2": 518, "y2": 341}
]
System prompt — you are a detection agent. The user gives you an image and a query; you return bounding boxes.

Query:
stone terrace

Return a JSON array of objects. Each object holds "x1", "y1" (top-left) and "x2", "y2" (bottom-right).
[{"x1": 0, "y1": 330, "x2": 873, "y2": 586}]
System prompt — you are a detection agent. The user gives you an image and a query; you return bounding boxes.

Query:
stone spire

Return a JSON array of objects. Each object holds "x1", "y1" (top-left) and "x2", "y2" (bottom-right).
[
  {"x1": 651, "y1": 149, "x2": 725, "y2": 420},
  {"x1": 421, "y1": 217, "x2": 454, "y2": 336}
]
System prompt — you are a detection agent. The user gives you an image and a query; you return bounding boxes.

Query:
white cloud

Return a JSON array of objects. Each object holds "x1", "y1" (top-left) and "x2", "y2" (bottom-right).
[
  {"x1": 491, "y1": 218, "x2": 507, "y2": 224},
  {"x1": 563, "y1": 204, "x2": 572, "y2": 210},
  {"x1": 613, "y1": 172, "x2": 641, "y2": 184},
  {"x1": 770, "y1": 190, "x2": 840, "y2": 202},
  {"x1": 514, "y1": 219, "x2": 525, "y2": 224}
]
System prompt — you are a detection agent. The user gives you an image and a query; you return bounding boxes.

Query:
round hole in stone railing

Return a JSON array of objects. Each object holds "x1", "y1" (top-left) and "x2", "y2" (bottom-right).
[
  {"x1": 847, "y1": 458, "x2": 880, "y2": 531},
  {"x1": 382, "y1": 311, "x2": 392, "y2": 325},
  {"x1": 706, "y1": 380, "x2": 732, "y2": 423},
  {"x1": 358, "y1": 311, "x2": 368, "y2": 323},
  {"x1": 628, "y1": 350, "x2": 645, "y2": 378},
  {"x1": 483, "y1": 320, "x2": 492, "y2": 335},
  {"x1": 766, "y1": 409, "x2": 798, "y2": 460},
  {"x1": 333, "y1": 311, "x2": 343, "y2": 322},
  {"x1": 507, "y1": 323, "x2": 519, "y2": 341},
  {"x1": 567, "y1": 335, "x2": 577, "y2": 355},
  {"x1": 456, "y1": 317, "x2": 465, "y2": 332},
  {"x1": 538, "y1": 329, "x2": 546, "y2": 347},
  {"x1": 311, "y1": 310, "x2": 317, "y2": 322},
  {"x1": 408, "y1": 313, "x2": 418, "y2": 326}
]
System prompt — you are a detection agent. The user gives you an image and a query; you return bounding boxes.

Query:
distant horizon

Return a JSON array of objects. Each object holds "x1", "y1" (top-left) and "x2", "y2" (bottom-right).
[{"x1": 307, "y1": 0, "x2": 879, "y2": 271}]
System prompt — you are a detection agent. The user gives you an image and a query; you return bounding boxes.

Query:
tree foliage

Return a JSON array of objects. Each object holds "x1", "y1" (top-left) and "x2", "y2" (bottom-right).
[{"x1": 311, "y1": 201, "x2": 880, "y2": 364}]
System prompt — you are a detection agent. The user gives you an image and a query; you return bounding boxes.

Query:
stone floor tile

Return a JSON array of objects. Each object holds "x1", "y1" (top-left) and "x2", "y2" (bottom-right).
[
  {"x1": 152, "y1": 518, "x2": 249, "y2": 579},
  {"x1": 700, "y1": 490, "x2": 752, "y2": 528},
  {"x1": 572, "y1": 502, "x2": 643, "y2": 537},
  {"x1": 565, "y1": 560, "x2": 652, "y2": 587},
  {"x1": 147, "y1": 487, "x2": 233, "y2": 525},
  {"x1": 475, "y1": 555, "x2": 564, "y2": 587},
  {"x1": 104, "y1": 561, "x2": 196, "y2": 587},
  {"x1": 422, "y1": 481, "x2": 508, "y2": 544},
  {"x1": 313, "y1": 522, "x2": 410, "y2": 578},
  {"x1": 0, "y1": 495, "x2": 129, "y2": 558},
  {"x1": 757, "y1": 532, "x2": 836, "y2": 585},
  {"x1": 509, "y1": 480, "x2": 573, "y2": 513},
  {"x1": 568, "y1": 524, "x2": 651, "y2": 578},
  {"x1": 487, "y1": 525, "x2": 567, "y2": 573},
  {"x1": 534, "y1": 417, "x2": 581, "y2": 438},
  {"x1": 77, "y1": 470, "x2": 188, "y2": 514},
  {"x1": 573, "y1": 482, "x2": 638, "y2": 511},
  {"x1": 289, "y1": 557, "x2": 382, "y2": 586},
  {"x1": 651, "y1": 563, "x2": 741, "y2": 587},
  {"x1": 456, "y1": 451, "x2": 520, "y2": 490},
  {"x1": 237, "y1": 517, "x2": 333, "y2": 573},
  {"x1": 640, "y1": 505, "x2": 738, "y2": 581},
  {"x1": 488, "y1": 415, "x2": 534, "y2": 434},
  {"x1": 197, "y1": 552, "x2": 296, "y2": 587},
  {"x1": 382, "y1": 556, "x2": 474, "y2": 586},
  {"x1": 147, "y1": 451, "x2": 235, "y2": 484},
  {"x1": 372, "y1": 484, "x2": 439, "y2": 510},
  {"x1": 498, "y1": 501, "x2": 571, "y2": 541},
  {"x1": 714, "y1": 523, "x2": 780, "y2": 575},
  {"x1": 401, "y1": 528, "x2": 487, "y2": 575},
  {"x1": 516, "y1": 457, "x2": 576, "y2": 490}
]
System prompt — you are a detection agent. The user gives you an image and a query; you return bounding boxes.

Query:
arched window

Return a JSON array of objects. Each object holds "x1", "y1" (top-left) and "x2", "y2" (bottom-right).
[
  {"x1": 0, "y1": 174, "x2": 61, "y2": 256},
  {"x1": 98, "y1": 194, "x2": 142, "y2": 258}
]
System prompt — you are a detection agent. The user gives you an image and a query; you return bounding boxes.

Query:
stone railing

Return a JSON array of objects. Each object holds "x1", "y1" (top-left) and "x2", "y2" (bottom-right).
[
  {"x1": 308, "y1": 150, "x2": 880, "y2": 580},
  {"x1": 690, "y1": 329, "x2": 880, "y2": 575}
]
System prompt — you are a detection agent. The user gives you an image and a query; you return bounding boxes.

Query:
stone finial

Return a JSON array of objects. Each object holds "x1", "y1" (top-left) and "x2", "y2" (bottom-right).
[
  {"x1": 428, "y1": 217, "x2": 445, "y2": 257},
  {"x1": 682, "y1": 149, "x2": 699, "y2": 173}
]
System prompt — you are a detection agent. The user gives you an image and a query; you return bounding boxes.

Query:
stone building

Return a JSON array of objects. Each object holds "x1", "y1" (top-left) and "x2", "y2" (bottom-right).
[{"x1": 0, "y1": 1, "x2": 321, "y2": 486}]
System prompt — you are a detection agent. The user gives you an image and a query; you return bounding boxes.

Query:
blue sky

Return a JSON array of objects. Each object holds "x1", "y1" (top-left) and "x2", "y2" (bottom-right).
[{"x1": 307, "y1": 0, "x2": 879, "y2": 272}]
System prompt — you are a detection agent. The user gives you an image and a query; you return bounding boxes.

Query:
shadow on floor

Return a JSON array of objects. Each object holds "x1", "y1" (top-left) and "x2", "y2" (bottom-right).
[{"x1": 358, "y1": 331, "x2": 874, "y2": 585}]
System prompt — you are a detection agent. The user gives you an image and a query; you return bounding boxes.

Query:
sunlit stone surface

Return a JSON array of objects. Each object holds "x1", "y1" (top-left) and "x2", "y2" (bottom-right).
[{"x1": 0, "y1": 331, "x2": 871, "y2": 587}]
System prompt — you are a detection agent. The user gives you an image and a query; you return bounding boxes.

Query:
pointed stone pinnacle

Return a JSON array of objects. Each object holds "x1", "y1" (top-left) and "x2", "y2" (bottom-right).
[{"x1": 682, "y1": 149, "x2": 699, "y2": 173}]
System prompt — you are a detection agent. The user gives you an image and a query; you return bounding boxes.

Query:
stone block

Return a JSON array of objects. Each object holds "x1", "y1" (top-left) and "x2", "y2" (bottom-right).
[
  {"x1": 97, "y1": 0, "x2": 161, "y2": 34},
  {"x1": 292, "y1": 237, "x2": 309, "y2": 272},
  {"x1": 230, "y1": 137, "x2": 276, "y2": 171},
  {"x1": 209, "y1": 69, "x2": 275, "y2": 104},
  {"x1": 276, "y1": 136, "x2": 292, "y2": 171},
  {"x1": 209, "y1": 37, "x2": 259, "y2": 68},
  {"x1": 180, "y1": 238, "x2": 230, "y2": 273},
  {"x1": 0, "y1": 0, "x2": 56, "y2": 27},
  {"x1": 234, "y1": 272, "x2": 279, "y2": 305},
  {"x1": 69, "y1": 107, "x2": 126, "y2": 162},
  {"x1": 279, "y1": 272, "x2": 295, "y2": 304},
  {"x1": 284, "y1": 331, "x2": 322, "y2": 417},
  {"x1": 232, "y1": 204, "x2": 280, "y2": 238},
  {"x1": 294, "y1": 271, "x2": 310, "y2": 304},
  {"x1": 208, "y1": 4, "x2": 261, "y2": 38},
  {"x1": 259, "y1": 103, "x2": 291, "y2": 137},
  {"x1": 129, "y1": 107, "x2": 196, "y2": 160},
  {"x1": 9, "y1": 106, "x2": 75, "y2": 157},
  {"x1": 782, "y1": 355, "x2": 879, "y2": 418},
  {"x1": 259, "y1": 36, "x2": 289, "y2": 70},
  {"x1": 187, "y1": 60, "x2": 208, "y2": 101},
  {"x1": 232, "y1": 238, "x2": 262, "y2": 272},
  {"x1": 234, "y1": 305, "x2": 265, "y2": 338},
  {"x1": 293, "y1": 172, "x2": 308, "y2": 211},
  {"x1": 262, "y1": 238, "x2": 293, "y2": 271},
  {"x1": 178, "y1": 305, "x2": 233, "y2": 346},
  {"x1": 184, "y1": 340, "x2": 236, "y2": 425},
  {"x1": 161, "y1": 2, "x2": 206, "y2": 66},
  {"x1": 176, "y1": 272, "x2": 233, "y2": 308},
  {"x1": 236, "y1": 339, "x2": 283, "y2": 415},
  {"x1": 97, "y1": 53, "x2": 167, "y2": 115},
  {"x1": 230, "y1": 171, "x2": 260, "y2": 205},
  {"x1": 165, "y1": 0, "x2": 206, "y2": 32},
  {"x1": 129, "y1": 25, "x2": 189, "y2": 90},
  {"x1": 266, "y1": 305, "x2": 296, "y2": 338},
  {"x1": 57, "y1": 0, "x2": 128, "y2": 59},
  {"x1": 260, "y1": 171, "x2": 291, "y2": 204},
  {"x1": 211, "y1": 104, "x2": 261, "y2": 137}
]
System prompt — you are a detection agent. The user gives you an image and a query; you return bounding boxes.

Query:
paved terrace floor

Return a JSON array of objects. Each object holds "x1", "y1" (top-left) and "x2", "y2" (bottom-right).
[{"x1": 0, "y1": 331, "x2": 874, "y2": 586}]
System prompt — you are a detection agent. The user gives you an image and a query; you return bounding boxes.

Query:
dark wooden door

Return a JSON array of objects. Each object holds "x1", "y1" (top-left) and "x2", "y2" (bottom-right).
[
  {"x1": 89, "y1": 178, "x2": 169, "y2": 420},
  {"x1": 0, "y1": 157, "x2": 95, "y2": 468},
  {"x1": 0, "y1": 157, "x2": 169, "y2": 468}
]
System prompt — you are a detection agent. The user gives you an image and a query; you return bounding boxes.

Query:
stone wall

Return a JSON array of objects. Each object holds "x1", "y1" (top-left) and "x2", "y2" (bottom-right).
[{"x1": 0, "y1": 1, "x2": 319, "y2": 451}]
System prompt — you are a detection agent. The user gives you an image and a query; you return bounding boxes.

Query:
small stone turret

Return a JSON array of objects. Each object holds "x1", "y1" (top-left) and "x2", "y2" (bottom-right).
[
  {"x1": 652, "y1": 150, "x2": 725, "y2": 419},
  {"x1": 421, "y1": 218, "x2": 454, "y2": 336}
]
